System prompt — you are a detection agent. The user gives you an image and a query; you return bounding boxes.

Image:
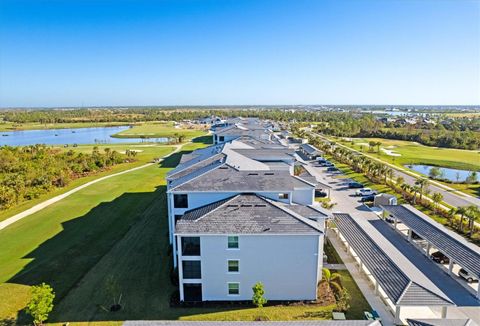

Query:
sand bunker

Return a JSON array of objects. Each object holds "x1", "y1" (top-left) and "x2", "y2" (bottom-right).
[{"x1": 381, "y1": 148, "x2": 401, "y2": 156}]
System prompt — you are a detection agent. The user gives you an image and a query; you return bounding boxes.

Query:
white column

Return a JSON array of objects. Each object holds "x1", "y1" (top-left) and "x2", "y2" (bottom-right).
[
  {"x1": 173, "y1": 234, "x2": 178, "y2": 268},
  {"x1": 426, "y1": 242, "x2": 431, "y2": 256},
  {"x1": 408, "y1": 229, "x2": 412, "y2": 242},
  {"x1": 177, "y1": 236, "x2": 184, "y2": 301},
  {"x1": 394, "y1": 217, "x2": 398, "y2": 230},
  {"x1": 374, "y1": 281, "x2": 379, "y2": 295},
  {"x1": 448, "y1": 260, "x2": 454, "y2": 275},
  {"x1": 441, "y1": 306, "x2": 447, "y2": 318},
  {"x1": 394, "y1": 306, "x2": 401, "y2": 324}
]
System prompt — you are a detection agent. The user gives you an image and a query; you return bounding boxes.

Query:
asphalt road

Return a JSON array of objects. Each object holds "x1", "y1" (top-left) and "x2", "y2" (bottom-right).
[{"x1": 313, "y1": 132, "x2": 480, "y2": 209}]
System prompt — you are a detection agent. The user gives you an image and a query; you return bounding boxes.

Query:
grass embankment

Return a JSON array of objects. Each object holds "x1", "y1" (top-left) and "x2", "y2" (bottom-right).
[
  {"x1": 111, "y1": 122, "x2": 207, "y2": 139},
  {"x1": 0, "y1": 138, "x2": 368, "y2": 324},
  {"x1": 0, "y1": 144, "x2": 177, "y2": 222},
  {"x1": 332, "y1": 137, "x2": 479, "y2": 197},
  {"x1": 0, "y1": 121, "x2": 129, "y2": 132},
  {"x1": 337, "y1": 137, "x2": 479, "y2": 171}
]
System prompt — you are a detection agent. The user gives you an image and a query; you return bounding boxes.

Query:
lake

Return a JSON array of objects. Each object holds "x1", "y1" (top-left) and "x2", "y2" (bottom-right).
[
  {"x1": 407, "y1": 164, "x2": 476, "y2": 182},
  {"x1": 0, "y1": 126, "x2": 169, "y2": 146}
]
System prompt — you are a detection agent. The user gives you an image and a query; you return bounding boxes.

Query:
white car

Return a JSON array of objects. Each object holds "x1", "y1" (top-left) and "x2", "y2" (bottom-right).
[
  {"x1": 459, "y1": 268, "x2": 478, "y2": 283},
  {"x1": 355, "y1": 188, "x2": 377, "y2": 197}
]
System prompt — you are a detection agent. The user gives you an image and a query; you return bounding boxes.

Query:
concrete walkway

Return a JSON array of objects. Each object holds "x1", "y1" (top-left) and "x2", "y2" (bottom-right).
[
  {"x1": 327, "y1": 229, "x2": 395, "y2": 326},
  {"x1": 323, "y1": 263, "x2": 347, "y2": 270},
  {"x1": 0, "y1": 144, "x2": 183, "y2": 231}
]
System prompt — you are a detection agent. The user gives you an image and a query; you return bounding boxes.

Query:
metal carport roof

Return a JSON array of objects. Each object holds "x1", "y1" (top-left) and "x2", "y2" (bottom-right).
[
  {"x1": 383, "y1": 205, "x2": 480, "y2": 278},
  {"x1": 333, "y1": 213, "x2": 453, "y2": 307}
]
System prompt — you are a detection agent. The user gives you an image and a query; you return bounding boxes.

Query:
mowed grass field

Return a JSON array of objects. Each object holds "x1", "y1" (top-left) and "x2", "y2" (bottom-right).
[
  {"x1": 0, "y1": 138, "x2": 367, "y2": 324},
  {"x1": 0, "y1": 121, "x2": 130, "y2": 132},
  {"x1": 111, "y1": 122, "x2": 208, "y2": 139},
  {"x1": 340, "y1": 137, "x2": 479, "y2": 171}
]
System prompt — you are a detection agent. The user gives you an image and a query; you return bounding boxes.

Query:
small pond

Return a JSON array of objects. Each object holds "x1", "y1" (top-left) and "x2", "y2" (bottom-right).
[
  {"x1": 0, "y1": 126, "x2": 169, "y2": 146},
  {"x1": 407, "y1": 164, "x2": 477, "y2": 183}
]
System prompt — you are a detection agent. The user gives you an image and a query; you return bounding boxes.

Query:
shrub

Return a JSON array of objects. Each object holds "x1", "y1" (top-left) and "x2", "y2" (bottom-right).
[{"x1": 25, "y1": 283, "x2": 55, "y2": 326}]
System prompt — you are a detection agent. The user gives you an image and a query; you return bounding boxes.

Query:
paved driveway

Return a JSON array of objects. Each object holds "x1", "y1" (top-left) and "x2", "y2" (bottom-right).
[{"x1": 305, "y1": 162, "x2": 480, "y2": 322}]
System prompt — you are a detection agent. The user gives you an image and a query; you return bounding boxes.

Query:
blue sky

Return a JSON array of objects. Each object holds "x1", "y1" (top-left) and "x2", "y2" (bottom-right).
[{"x1": 0, "y1": 0, "x2": 479, "y2": 107}]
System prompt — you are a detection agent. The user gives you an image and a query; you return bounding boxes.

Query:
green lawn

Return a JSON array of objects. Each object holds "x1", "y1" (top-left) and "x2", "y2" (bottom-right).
[
  {"x1": 111, "y1": 122, "x2": 208, "y2": 139},
  {"x1": 337, "y1": 137, "x2": 479, "y2": 171},
  {"x1": 0, "y1": 137, "x2": 370, "y2": 324}
]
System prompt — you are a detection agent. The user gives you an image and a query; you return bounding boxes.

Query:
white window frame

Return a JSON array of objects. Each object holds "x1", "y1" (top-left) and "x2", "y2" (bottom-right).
[
  {"x1": 227, "y1": 235, "x2": 239, "y2": 249},
  {"x1": 228, "y1": 282, "x2": 240, "y2": 296},
  {"x1": 227, "y1": 259, "x2": 240, "y2": 273}
]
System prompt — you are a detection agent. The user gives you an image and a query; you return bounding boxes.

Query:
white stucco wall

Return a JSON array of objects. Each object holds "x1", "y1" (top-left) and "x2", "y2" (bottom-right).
[
  {"x1": 178, "y1": 234, "x2": 323, "y2": 301},
  {"x1": 292, "y1": 187, "x2": 314, "y2": 205}
]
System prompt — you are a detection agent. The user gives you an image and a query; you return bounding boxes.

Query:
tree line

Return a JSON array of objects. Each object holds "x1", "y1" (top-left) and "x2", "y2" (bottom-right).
[
  {"x1": 2, "y1": 108, "x2": 479, "y2": 149},
  {"x1": 0, "y1": 145, "x2": 126, "y2": 210}
]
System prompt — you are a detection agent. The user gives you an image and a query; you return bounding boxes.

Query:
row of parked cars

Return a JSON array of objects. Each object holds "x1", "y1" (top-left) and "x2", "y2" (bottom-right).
[
  {"x1": 347, "y1": 181, "x2": 379, "y2": 202},
  {"x1": 430, "y1": 251, "x2": 478, "y2": 283}
]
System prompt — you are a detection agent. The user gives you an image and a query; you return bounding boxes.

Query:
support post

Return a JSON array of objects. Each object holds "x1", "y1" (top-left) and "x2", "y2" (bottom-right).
[
  {"x1": 426, "y1": 242, "x2": 431, "y2": 256},
  {"x1": 374, "y1": 281, "x2": 379, "y2": 295},
  {"x1": 394, "y1": 306, "x2": 401, "y2": 324},
  {"x1": 408, "y1": 229, "x2": 412, "y2": 242},
  {"x1": 448, "y1": 260, "x2": 454, "y2": 275},
  {"x1": 394, "y1": 217, "x2": 398, "y2": 230},
  {"x1": 441, "y1": 306, "x2": 447, "y2": 318}
]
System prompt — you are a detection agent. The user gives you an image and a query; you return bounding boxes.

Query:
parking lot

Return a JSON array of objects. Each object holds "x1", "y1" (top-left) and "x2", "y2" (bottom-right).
[{"x1": 303, "y1": 158, "x2": 480, "y2": 323}]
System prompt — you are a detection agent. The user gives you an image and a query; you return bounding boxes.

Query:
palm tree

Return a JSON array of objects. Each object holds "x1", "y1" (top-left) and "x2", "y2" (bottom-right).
[
  {"x1": 447, "y1": 208, "x2": 456, "y2": 227},
  {"x1": 456, "y1": 206, "x2": 468, "y2": 232},
  {"x1": 411, "y1": 185, "x2": 421, "y2": 204},
  {"x1": 400, "y1": 183, "x2": 410, "y2": 200},
  {"x1": 466, "y1": 205, "x2": 479, "y2": 237},
  {"x1": 397, "y1": 176, "x2": 405, "y2": 186},
  {"x1": 415, "y1": 178, "x2": 429, "y2": 202},
  {"x1": 431, "y1": 192, "x2": 443, "y2": 214},
  {"x1": 322, "y1": 268, "x2": 342, "y2": 295}
]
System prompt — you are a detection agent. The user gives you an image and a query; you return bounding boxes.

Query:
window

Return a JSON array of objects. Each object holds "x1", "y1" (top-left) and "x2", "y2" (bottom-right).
[
  {"x1": 228, "y1": 260, "x2": 239, "y2": 273},
  {"x1": 227, "y1": 236, "x2": 239, "y2": 249},
  {"x1": 182, "y1": 237, "x2": 200, "y2": 256},
  {"x1": 174, "y1": 194, "x2": 188, "y2": 208},
  {"x1": 228, "y1": 283, "x2": 239, "y2": 295},
  {"x1": 219, "y1": 136, "x2": 225, "y2": 142},
  {"x1": 182, "y1": 260, "x2": 201, "y2": 279},
  {"x1": 279, "y1": 193, "x2": 289, "y2": 199}
]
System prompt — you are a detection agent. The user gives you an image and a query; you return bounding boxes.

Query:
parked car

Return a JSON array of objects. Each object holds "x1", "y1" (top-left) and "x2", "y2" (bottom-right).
[
  {"x1": 326, "y1": 167, "x2": 339, "y2": 173},
  {"x1": 385, "y1": 215, "x2": 395, "y2": 224},
  {"x1": 316, "y1": 157, "x2": 326, "y2": 162},
  {"x1": 324, "y1": 162, "x2": 334, "y2": 167},
  {"x1": 459, "y1": 268, "x2": 479, "y2": 283},
  {"x1": 355, "y1": 188, "x2": 377, "y2": 196},
  {"x1": 348, "y1": 181, "x2": 364, "y2": 189},
  {"x1": 411, "y1": 231, "x2": 421, "y2": 240},
  {"x1": 360, "y1": 195, "x2": 375, "y2": 202},
  {"x1": 430, "y1": 251, "x2": 450, "y2": 264},
  {"x1": 315, "y1": 190, "x2": 327, "y2": 198}
]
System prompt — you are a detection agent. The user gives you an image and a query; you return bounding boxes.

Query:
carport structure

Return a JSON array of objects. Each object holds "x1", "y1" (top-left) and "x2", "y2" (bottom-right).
[
  {"x1": 333, "y1": 213, "x2": 454, "y2": 324},
  {"x1": 382, "y1": 205, "x2": 480, "y2": 299}
]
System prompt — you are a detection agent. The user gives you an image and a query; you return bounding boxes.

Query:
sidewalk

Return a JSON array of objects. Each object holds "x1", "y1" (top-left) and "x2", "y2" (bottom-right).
[{"x1": 327, "y1": 229, "x2": 395, "y2": 326}]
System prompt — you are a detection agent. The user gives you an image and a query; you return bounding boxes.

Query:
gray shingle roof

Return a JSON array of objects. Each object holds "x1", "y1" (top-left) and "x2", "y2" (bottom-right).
[
  {"x1": 333, "y1": 213, "x2": 453, "y2": 306},
  {"x1": 168, "y1": 153, "x2": 226, "y2": 181},
  {"x1": 383, "y1": 205, "x2": 480, "y2": 278},
  {"x1": 232, "y1": 148, "x2": 295, "y2": 161},
  {"x1": 175, "y1": 194, "x2": 322, "y2": 235},
  {"x1": 300, "y1": 143, "x2": 322, "y2": 155},
  {"x1": 169, "y1": 164, "x2": 315, "y2": 192},
  {"x1": 406, "y1": 319, "x2": 475, "y2": 326}
]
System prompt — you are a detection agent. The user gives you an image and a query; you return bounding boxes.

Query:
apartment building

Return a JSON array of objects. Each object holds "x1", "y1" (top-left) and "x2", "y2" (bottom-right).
[{"x1": 166, "y1": 121, "x2": 327, "y2": 302}]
